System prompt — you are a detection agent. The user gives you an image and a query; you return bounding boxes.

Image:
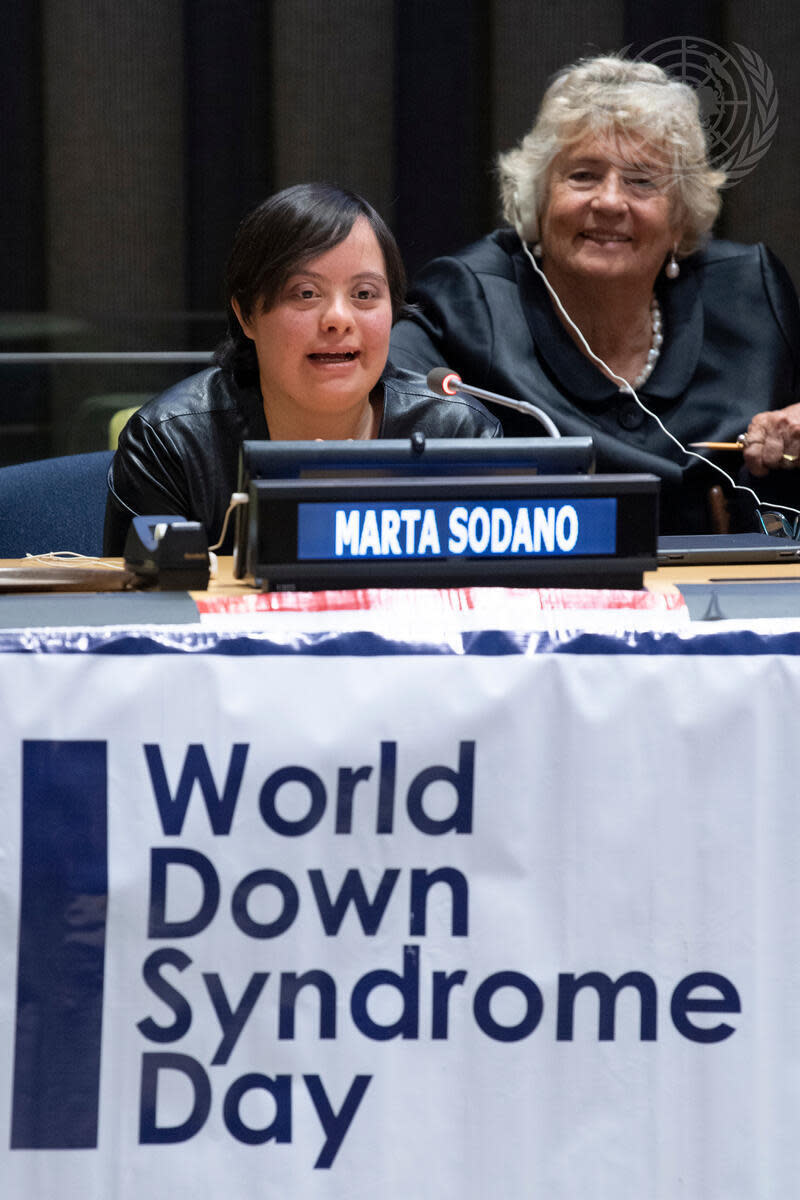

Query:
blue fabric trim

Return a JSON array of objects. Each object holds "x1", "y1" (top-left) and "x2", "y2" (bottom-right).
[
  {"x1": 12, "y1": 741, "x2": 107, "y2": 1149},
  {"x1": 3, "y1": 626, "x2": 800, "y2": 657}
]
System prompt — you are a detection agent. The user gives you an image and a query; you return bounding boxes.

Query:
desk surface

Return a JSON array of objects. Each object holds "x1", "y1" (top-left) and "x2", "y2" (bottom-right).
[
  {"x1": 208, "y1": 558, "x2": 800, "y2": 595},
  {"x1": 645, "y1": 560, "x2": 800, "y2": 590},
  {"x1": 2, "y1": 557, "x2": 800, "y2": 626},
  {"x1": 4, "y1": 556, "x2": 800, "y2": 591}
]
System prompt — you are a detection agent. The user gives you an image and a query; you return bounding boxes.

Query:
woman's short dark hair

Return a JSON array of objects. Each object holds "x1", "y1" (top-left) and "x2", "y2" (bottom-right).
[{"x1": 215, "y1": 183, "x2": 407, "y2": 383}]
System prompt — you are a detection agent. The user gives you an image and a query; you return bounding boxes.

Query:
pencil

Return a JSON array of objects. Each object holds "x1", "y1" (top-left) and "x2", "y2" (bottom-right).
[{"x1": 689, "y1": 441, "x2": 745, "y2": 450}]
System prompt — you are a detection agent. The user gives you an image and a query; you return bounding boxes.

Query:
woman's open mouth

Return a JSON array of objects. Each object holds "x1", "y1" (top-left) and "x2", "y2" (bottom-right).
[{"x1": 308, "y1": 351, "x2": 360, "y2": 362}]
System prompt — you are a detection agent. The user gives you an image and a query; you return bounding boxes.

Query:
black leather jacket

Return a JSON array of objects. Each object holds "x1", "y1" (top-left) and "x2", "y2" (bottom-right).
[
  {"x1": 390, "y1": 232, "x2": 800, "y2": 532},
  {"x1": 104, "y1": 361, "x2": 501, "y2": 553}
]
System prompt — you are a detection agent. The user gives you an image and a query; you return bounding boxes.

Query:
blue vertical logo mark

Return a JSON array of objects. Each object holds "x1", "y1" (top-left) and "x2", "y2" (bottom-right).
[{"x1": 11, "y1": 740, "x2": 108, "y2": 1150}]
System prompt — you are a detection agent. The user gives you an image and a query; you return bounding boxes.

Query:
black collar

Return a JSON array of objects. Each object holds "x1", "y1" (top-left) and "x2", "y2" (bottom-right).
[{"x1": 513, "y1": 249, "x2": 704, "y2": 408}]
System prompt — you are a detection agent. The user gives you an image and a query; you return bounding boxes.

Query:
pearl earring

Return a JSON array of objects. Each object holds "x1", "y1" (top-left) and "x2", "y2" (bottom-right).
[
  {"x1": 533, "y1": 242, "x2": 543, "y2": 259},
  {"x1": 665, "y1": 250, "x2": 680, "y2": 279}
]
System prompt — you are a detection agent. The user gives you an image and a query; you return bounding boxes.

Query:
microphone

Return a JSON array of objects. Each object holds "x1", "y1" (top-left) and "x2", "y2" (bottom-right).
[{"x1": 426, "y1": 367, "x2": 561, "y2": 438}]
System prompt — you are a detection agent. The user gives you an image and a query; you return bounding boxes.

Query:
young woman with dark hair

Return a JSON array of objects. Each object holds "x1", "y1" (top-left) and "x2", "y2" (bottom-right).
[{"x1": 104, "y1": 183, "x2": 499, "y2": 554}]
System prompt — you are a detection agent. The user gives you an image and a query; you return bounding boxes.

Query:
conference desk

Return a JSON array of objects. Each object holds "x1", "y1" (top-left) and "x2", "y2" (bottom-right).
[
  {"x1": 4, "y1": 550, "x2": 800, "y2": 592},
  {"x1": 2, "y1": 560, "x2": 800, "y2": 1199}
]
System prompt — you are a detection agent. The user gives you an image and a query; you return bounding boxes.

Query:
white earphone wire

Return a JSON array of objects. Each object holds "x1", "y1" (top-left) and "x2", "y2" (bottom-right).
[{"x1": 519, "y1": 233, "x2": 800, "y2": 524}]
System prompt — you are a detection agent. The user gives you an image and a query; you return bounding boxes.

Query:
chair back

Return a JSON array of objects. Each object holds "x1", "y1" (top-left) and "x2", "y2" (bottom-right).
[
  {"x1": 109, "y1": 405, "x2": 142, "y2": 449},
  {"x1": 0, "y1": 450, "x2": 114, "y2": 558}
]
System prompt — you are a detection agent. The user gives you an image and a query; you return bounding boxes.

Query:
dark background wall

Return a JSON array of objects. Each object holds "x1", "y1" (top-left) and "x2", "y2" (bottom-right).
[{"x1": 2, "y1": 0, "x2": 798, "y2": 458}]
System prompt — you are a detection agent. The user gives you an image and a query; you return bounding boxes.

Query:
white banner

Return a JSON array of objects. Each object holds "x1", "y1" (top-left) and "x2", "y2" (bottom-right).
[{"x1": 2, "y1": 628, "x2": 800, "y2": 1198}]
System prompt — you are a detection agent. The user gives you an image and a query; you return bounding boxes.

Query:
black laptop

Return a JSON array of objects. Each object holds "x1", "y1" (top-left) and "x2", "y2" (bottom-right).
[{"x1": 657, "y1": 533, "x2": 800, "y2": 565}]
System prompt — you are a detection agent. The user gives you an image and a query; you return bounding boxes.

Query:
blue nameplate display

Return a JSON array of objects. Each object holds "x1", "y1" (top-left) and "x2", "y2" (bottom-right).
[
  {"x1": 297, "y1": 497, "x2": 618, "y2": 561},
  {"x1": 236, "y1": 475, "x2": 657, "y2": 593},
  {"x1": 233, "y1": 436, "x2": 658, "y2": 590}
]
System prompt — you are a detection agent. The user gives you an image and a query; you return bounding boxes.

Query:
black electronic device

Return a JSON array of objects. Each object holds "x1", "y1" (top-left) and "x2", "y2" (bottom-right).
[
  {"x1": 234, "y1": 435, "x2": 595, "y2": 579},
  {"x1": 124, "y1": 515, "x2": 210, "y2": 590},
  {"x1": 233, "y1": 436, "x2": 658, "y2": 590},
  {"x1": 238, "y1": 434, "x2": 596, "y2": 488}
]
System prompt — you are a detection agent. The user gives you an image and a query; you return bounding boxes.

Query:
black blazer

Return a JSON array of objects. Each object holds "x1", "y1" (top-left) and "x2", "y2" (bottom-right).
[
  {"x1": 104, "y1": 362, "x2": 500, "y2": 554},
  {"x1": 390, "y1": 231, "x2": 800, "y2": 532}
]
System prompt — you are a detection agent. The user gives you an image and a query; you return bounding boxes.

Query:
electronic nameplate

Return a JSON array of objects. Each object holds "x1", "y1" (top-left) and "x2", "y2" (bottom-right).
[{"x1": 233, "y1": 437, "x2": 658, "y2": 590}]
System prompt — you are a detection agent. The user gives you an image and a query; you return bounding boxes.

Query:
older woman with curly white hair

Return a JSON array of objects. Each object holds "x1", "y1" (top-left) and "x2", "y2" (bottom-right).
[{"x1": 390, "y1": 54, "x2": 800, "y2": 532}]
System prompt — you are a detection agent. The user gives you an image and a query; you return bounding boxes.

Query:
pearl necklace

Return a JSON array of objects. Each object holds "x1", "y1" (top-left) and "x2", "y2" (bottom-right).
[{"x1": 621, "y1": 296, "x2": 663, "y2": 391}]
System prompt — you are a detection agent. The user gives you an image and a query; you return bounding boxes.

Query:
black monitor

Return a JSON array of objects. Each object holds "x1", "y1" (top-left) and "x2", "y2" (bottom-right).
[{"x1": 233, "y1": 435, "x2": 659, "y2": 590}]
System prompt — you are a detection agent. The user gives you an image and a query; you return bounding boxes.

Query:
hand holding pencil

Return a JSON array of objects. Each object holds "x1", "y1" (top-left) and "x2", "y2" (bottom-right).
[{"x1": 691, "y1": 411, "x2": 800, "y2": 473}]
